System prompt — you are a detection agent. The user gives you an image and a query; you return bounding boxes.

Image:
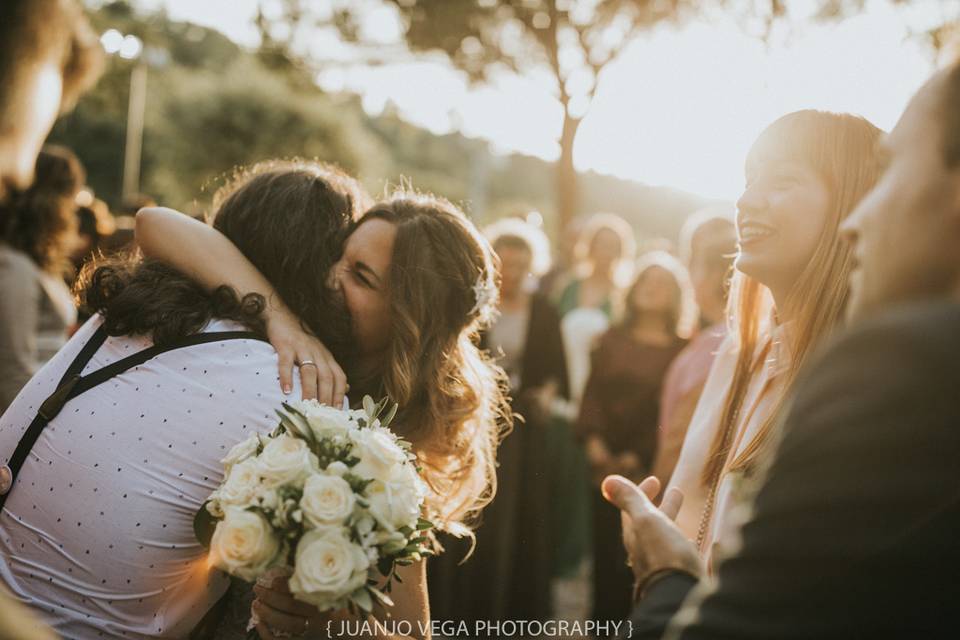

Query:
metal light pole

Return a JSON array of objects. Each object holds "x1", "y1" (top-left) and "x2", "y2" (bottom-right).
[
  {"x1": 122, "y1": 61, "x2": 147, "y2": 200},
  {"x1": 100, "y1": 29, "x2": 147, "y2": 202}
]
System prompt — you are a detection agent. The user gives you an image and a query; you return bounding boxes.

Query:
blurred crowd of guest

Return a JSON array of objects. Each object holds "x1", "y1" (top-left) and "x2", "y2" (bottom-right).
[
  {"x1": 429, "y1": 204, "x2": 740, "y2": 624},
  {"x1": 0, "y1": 144, "x2": 149, "y2": 414}
]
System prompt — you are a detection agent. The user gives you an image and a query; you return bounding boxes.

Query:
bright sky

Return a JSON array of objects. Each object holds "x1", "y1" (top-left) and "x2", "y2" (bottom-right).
[{"x1": 134, "y1": 0, "x2": 949, "y2": 201}]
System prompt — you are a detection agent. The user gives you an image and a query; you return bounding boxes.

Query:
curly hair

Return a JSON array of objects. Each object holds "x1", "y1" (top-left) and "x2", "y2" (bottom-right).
[
  {"x1": 77, "y1": 160, "x2": 367, "y2": 349},
  {"x1": 0, "y1": 145, "x2": 84, "y2": 274},
  {"x1": 79, "y1": 257, "x2": 269, "y2": 347},
  {"x1": 354, "y1": 191, "x2": 512, "y2": 540}
]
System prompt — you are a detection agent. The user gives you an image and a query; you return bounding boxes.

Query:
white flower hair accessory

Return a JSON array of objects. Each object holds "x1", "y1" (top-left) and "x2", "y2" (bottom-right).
[{"x1": 468, "y1": 270, "x2": 497, "y2": 317}]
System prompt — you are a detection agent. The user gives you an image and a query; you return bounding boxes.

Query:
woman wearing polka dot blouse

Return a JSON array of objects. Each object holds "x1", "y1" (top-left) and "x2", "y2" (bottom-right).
[{"x1": 0, "y1": 161, "x2": 372, "y2": 638}]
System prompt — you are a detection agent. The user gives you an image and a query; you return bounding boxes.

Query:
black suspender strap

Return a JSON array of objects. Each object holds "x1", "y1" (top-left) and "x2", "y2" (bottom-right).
[{"x1": 0, "y1": 325, "x2": 268, "y2": 511}]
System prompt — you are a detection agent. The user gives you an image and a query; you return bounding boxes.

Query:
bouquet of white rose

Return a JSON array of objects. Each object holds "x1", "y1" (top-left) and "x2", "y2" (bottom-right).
[{"x1": 194, "y1": 396, "x2": 433, "y2": 618}]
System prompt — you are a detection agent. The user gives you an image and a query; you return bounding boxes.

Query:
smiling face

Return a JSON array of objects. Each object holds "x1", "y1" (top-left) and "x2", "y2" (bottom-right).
[
  {"x1": 328, "y1": 217, "x2": 397, "y2": 356},
  {"x1": 841, "y1": 69, "x2": 960, "y2": 320},
  {"x1": 735, "y1": 145, "x2": 832, "y2": 303}
]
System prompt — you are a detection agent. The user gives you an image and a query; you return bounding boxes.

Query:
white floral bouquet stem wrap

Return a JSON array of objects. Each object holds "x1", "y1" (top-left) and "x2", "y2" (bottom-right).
[{"x1": 195, "y1": 396, "x2": 434, "y2": 627}]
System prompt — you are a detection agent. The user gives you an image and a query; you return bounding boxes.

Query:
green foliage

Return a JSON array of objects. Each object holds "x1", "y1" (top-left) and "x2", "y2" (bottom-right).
[{"x1": 51, "y1": 3, "x2": 707, "y2": 241}]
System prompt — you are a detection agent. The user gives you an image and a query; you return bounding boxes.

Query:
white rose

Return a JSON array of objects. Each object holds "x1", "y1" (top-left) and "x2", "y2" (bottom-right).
[
  {"x1": 288, "y1": 528, "x2": 370, "y2": 609},
  {"x1": 210, "y1": 507, "x2": 281, "y2": 581},
  {"x1": 256, "y1": 489, "x2": 280, "y2": 511},
  {"x1": 217, "y1": 459, "x2": 263, "y2": 506},
  {"x1": 221, "y1": 435, "x2": 260, "y2": 473},
  {"x1": 256, "y1": 435, "x2": 317, "y2": 489},
  {"x1": 348, "y1": 409, "x2": 370, "y2": 423},
  {"x1": 365, "y1": 463, "x2": 426, "y2": 531},
  {"x1": 300, "y1": 474, "x2": 356, "y2": 527},
  {"x1": 350, "y1": 427, "x2": 407, "y2": 481},
  {"x1": 324, "y1": 461, "x2": 349, "y2": 477},
  {"x1": 302, "y1": 403, "x2": 356, "y2": 442},
  {"x1": 206, "y1": 498, "x2": 224, "y2": 519}
]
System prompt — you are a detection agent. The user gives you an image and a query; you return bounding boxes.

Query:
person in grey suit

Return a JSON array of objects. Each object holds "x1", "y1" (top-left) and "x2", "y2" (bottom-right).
[{"x1": 604, "y1": 60, "x2": 960, "y2": 639}]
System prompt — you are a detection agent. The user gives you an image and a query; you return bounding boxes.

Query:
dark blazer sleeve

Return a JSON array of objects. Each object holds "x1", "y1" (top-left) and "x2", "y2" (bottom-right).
[{"x1": 626, "y1": 302, "x2": 960, "y2": 640}]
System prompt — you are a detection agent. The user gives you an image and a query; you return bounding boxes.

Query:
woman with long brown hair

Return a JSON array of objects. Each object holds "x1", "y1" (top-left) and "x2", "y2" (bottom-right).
[
  {"x1": 577, "y1": 251, "x2": 694, "y2": 625},
  {"x1": 135, "y1": 184, "x2": 510, "y2": 638},
  {"x1": 668, "y1": 110, "x2": 885, "y2": 567}
]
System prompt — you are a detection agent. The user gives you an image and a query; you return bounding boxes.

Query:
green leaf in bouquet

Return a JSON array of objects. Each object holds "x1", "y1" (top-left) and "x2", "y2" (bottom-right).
[
  {"x1": 381, "y1": 539, "x2": 407, "y2": 555},
  {"x1": 342, "y1": 473, "x2": 374, "y2": 495},
  {"x1": 416, "y1": 518, "x2": 434, "y2": 531},
  {"x1": 381, "y1": 402, "x2": 399, "y2": 427},
  {"x1": 362, "y1": 396, "x2": 377, "y2": 419},
  {"x1": 353, "y1": 587, "x2": 374, "y2": 613},
  {"x1": 193, "y1": 501, "x2": 219, "y2": 548},
  {"x1": 398, "y1": 526, "x2": 413, "y2": 537},
  {"x1": 377, "y1": 557, "x2": 394, "y2": 577},
  {"x1": 369, "y1": 586, "x2": 395, "y2": 608},
  {"x1": 278, "y1": 404, "x2": 316, "y2": 445}
]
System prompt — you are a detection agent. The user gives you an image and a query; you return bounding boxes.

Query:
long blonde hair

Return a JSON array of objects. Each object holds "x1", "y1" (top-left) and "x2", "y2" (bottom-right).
[
  {"x1": 355, "y1": 191, "x2": 512, "y2": 539},
  {"x1": 701, "y1": 110, "x2": 884, "y2": 486}
]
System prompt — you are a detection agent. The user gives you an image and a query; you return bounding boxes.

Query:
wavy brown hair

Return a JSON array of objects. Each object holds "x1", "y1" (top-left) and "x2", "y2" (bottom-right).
[
  {"x1": 353, "y1": 191, "x2": 512, "y2": 539},
  {"x1": 1, "y1": 145, "x2": 85, "y2": 274}
]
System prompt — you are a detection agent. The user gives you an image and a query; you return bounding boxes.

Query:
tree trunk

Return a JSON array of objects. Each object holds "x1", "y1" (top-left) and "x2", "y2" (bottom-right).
[{"x1": 557, "y1": 111, "x2": 582, "y2": 250}]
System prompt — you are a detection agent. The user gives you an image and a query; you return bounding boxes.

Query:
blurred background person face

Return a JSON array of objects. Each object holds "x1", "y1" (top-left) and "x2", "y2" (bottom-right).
[
  {"x1": 495, "y1": 240, "x2": 534, "y2": 299},
  {"x1": 735, "y1": 151, "x2": 832, "y2": 301},
  {"x1": 630, "y1": 265, "x2": 677, "y2": 316},
  {"x1": 0, "y1": 145, "x2": 85, "y2": 276},
  {"x1": 622, "y1": 252, "x2": 694, "y2": 337},
  {"x1": 842, "y1": 65, "x2": 960, "y2": 320},
  {"x1": 685, "y1": 216, "x2": 736, "y2": 326},
  {"x1": 589, "y1": 227, "x2": 623, "y2": 273}
]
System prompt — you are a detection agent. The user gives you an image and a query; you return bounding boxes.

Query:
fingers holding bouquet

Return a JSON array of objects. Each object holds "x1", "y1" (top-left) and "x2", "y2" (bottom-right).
[{"x1": 252, "y1": 575, "x2": 343, "y2": 639}]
